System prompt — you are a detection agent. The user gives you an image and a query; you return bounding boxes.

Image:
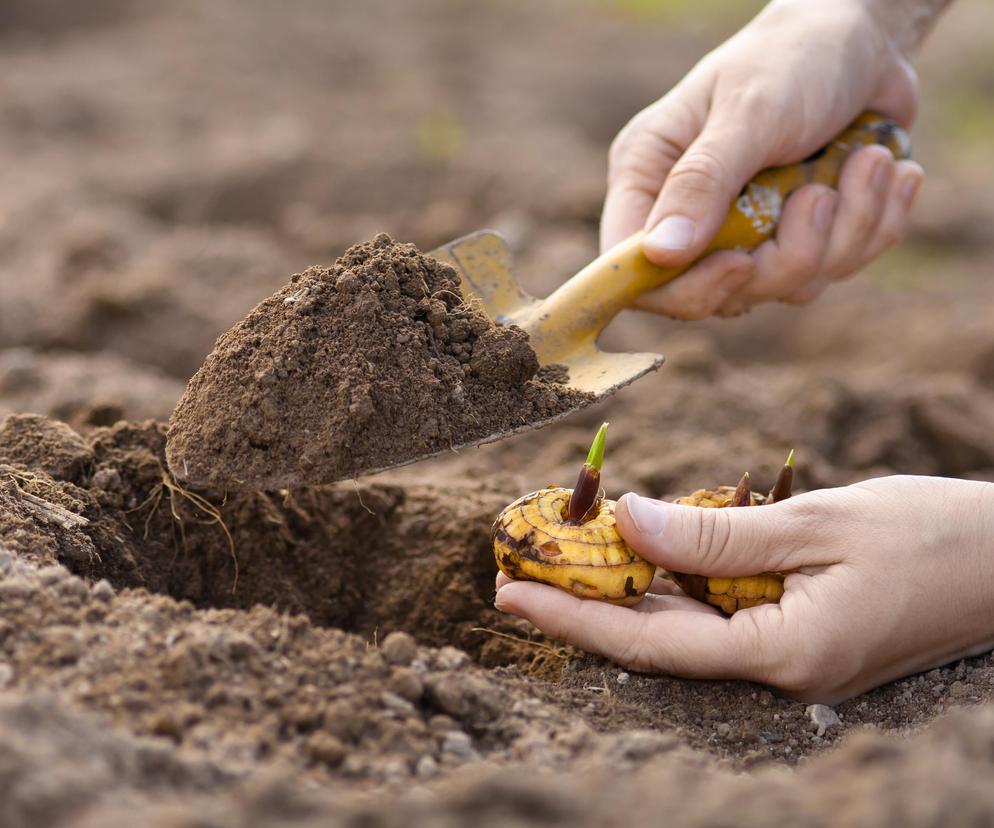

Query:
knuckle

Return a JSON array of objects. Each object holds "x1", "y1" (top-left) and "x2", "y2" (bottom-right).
[
  {"x1": 767, "y1": 655, "x2": 816, "y2": 697},
  {"x1": 669, "y1": 291, "x2": 715, "y2": 322},
  {"x1": 666, "y1": 148, "x2": 729, "y2": 196},
  {"x1": 875, "y1": 222, "x2": 905, "y2": 250},
  {"x1": 694, "y1": 508, "x2": 734, "y2": 571},
  {"x1": 608, "y1": 128, "x2": 633, "y2": 172}
]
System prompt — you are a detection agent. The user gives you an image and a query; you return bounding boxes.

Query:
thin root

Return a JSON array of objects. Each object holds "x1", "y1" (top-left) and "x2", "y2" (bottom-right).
[
  {"x1": 160, "y1": 470, "x2": 239, "y2": 593},
  {"x1": 470, "y1": 626, "x2": 569, "y2": 659}
]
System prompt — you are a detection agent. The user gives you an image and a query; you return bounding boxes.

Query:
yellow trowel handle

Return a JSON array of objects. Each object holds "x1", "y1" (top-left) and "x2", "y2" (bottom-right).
[{"x1": 527, "y1": 112, "x2": 910, "y2": 360}]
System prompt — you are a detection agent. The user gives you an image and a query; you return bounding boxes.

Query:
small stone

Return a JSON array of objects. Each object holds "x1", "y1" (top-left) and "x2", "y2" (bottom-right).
[
  {"x1": 762, "y1": 732, "x2": 784, "y2": 744},
  {"x1": 415, "y1": 755, "x2": 439, "y2": 779},
  {"x1": 435, "y1": 646, "x2": 469, "y2": 671},
  {"x1": 381, "y1": 631, "x2": 417, "y2": 666},
  {"x1": 425, "y1": 673, "x2": 501, "y2": 720},
  {"x1": 307, "y1": 732, "x2": 346, "y2": 767},
  {"x1": 757, "y1": 690, "x2": 774, "y2": 707},
  {"x1": 441, "y1": 730, "x2": 476, "y2": 760},
  {"x1": 428, "y1": 715, "x2": 459, "y2": 737},
  {"x1": 380, "y1": 691, "x2": 415, "y2": 714},
  {"x1": 949, "y1": 681, "x2": 972, "y2": 698},
  {"x1": 388, "y1": 667, "x2": 424, "y2": 702},
  {"x1": 806, "y1": 704, "x2": 841, "y2": 737},
  {"x1": 715, "y1": 722, "x2": 732, "y2": 739},
  {"x1": 91, "y1": 579, "x2": 114, "y2": 602},
  {"x1": 616, "y1": 672, "x2": 630, "y2": 685}
]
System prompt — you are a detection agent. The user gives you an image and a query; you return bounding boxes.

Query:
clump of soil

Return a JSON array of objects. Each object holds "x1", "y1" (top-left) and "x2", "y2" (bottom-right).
[{"x1": 166, "y1": 234, "x2": 592, "y2": 489}]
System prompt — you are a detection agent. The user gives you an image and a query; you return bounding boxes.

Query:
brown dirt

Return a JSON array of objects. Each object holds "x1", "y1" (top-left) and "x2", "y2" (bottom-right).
[
  {"x1": 2, "y1": 1, "x2": 994, "y2": 825},
  {"x1": 166, "y1": 234, "x2": 592, "y2": 489}
]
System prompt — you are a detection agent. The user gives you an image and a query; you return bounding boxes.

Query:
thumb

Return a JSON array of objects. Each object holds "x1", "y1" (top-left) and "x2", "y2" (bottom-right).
[
  {"x1": 641, "y1": 114, "x2": 772, "y2": 268},
  {"x1": 615, "y1": 492, "x2": 819, "y2": 576}
]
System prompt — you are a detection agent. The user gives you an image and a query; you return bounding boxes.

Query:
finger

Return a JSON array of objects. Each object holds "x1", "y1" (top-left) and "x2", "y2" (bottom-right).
[
  {"x1": 615, "y1": 491, "x2": 832, "y2": 577},
  {"x1": 601, "y1": 84, "x2": 707, "y2": 253},
  {"x1": 780, "y1": 276, "x2": 830, "y2": 307},
  {"x1": 494, "y1": 578, "x2": 782, "y2": 678},
  {"x1": 819, "y1": 144, "x2": 895, "y2": 281},
  {"x1": 641, "y1": 110, "x2": 775, "y2": 268},
  {"x1": 716, "y1": 185, "x2": 837, "y2": 313},
  {"x1": 856, "y1": 159, "x2": 924, "y2": 263},
  {"x1": 632, "y1": 591, "x2": 722, "y2": 615},
  {"x1": 498, "y1": 570, "x2": 711, "y2": 615},
  {"x1": 633, "y1": 249, "x2": 753, "y2": 319}
]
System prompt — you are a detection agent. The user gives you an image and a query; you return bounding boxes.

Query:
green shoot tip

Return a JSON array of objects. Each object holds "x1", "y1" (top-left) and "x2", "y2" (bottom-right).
[
  {"x1": 785, "y1": 449, "x2": 795, "y2": 468},
  {"x1": 585, "y1": 422, "x2": 609, "y2": 470}
]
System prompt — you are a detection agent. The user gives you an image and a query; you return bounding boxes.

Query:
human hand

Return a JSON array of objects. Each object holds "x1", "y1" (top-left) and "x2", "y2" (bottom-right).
[
  {"x1": 494, "y1": 476, "x2": 994, "y2": 703},
  {"x1": 602, "y1": 0, "x2": 925, "y2": 319}
]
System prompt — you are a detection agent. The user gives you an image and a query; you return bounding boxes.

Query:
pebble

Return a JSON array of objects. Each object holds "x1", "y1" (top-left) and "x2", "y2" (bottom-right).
[
  {"x1": 426, "y1": 673, "x2": 500, "y2": 720},
  {"x1": 428, "y1": 715, "x2": 460, "y2": 737},
  {"x1": 616, "y1": 672, "x2": 630, "y2": 685},
  {"x1": 381, "y1": 631, "x2": 417, "y2": 666},
  {"x1": 91, "y1": 579, "x2": 114, "y2": 602},
  {"x1": 441, "y1": 730, "x2": 477, "y2": 760},
  {"x1": 380, "y1": 691, "x2": 415, "y2": 715},
  {"x1": 435, "y1": 646, "x2": 469, "y2": 671},
  {"x1": 415, "y1": 755, "x2": 439, "y2": 779},
  {"x1": 715, "y1": 722, "x2": 732, "y2": 739},
  {"x1": 762, "y1": 732, "x2": 784, "y2": 744},
  {"x1": 388, "y1": 667, "x2": 424, "y2": 702},
  {"x1": 949, "y1": 681, "x2": 972, "y2": 699},
  {"x1": 306, "y1": 732, "x2": 346, "y2": 767},
  {"x1": 806, "y1": 704, "x2": 841, "y2": 737}
]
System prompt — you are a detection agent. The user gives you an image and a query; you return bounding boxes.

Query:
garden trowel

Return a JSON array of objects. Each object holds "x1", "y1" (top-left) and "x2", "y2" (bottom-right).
[{"x1": 167, "y1": 113, "x2": 909, "y2": 488}]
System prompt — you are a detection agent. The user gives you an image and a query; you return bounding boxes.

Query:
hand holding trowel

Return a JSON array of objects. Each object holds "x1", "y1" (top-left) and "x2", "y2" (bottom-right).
[{"x1": 166, "y1": 113, "x2": 909, "y2": 490}]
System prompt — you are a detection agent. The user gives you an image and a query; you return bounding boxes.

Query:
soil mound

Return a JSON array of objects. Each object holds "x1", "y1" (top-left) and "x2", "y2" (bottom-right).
[{"x1": 166, "y1": 234, "x2": 592, "y2": 489}]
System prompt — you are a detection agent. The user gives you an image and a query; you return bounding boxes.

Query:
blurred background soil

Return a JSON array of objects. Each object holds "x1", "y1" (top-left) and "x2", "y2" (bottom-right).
[{"x1": 1, "y1": 1, "x2": 994, "y2": 826}]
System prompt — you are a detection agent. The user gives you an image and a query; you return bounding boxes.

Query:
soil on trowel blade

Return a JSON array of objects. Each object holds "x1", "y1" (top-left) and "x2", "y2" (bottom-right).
[{"x1": 166, "y1": 234, "x2": 592, "y2": 489}]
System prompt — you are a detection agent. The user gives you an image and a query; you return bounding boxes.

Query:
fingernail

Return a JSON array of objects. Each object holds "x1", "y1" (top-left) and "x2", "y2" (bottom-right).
[
  {"x1": 625, "y1": 493, "x2": 667, "y2": 536},
  {"x1": 645, "y1": 215, "x2": 696, "y2": 251},
  {"x1": 812, "y1": 192, "x2": 836, "y2": 233},
  {"x1": 493, "y1": 586, "x2": 510, "y2": 611},
  {"x1": 899, "y1": 174, "x2": 922, "y2": 207},
  {"x1": 871, "y1": 160, "x2": 891, "y2": 193}
]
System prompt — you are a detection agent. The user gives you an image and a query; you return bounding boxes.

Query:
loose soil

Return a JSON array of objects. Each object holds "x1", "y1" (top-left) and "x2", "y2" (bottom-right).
[
  {"x1": 166, "y1": 234, "x2": 592, "y2": 489},
  {"x1": 2, "y1": 1, "x2": 994, "y2": 826}
]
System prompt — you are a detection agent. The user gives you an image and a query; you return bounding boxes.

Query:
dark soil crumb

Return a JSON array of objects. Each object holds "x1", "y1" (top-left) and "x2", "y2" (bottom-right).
[{"x1": 165, "y1": 234, "x2": 593, "y2": 489}]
